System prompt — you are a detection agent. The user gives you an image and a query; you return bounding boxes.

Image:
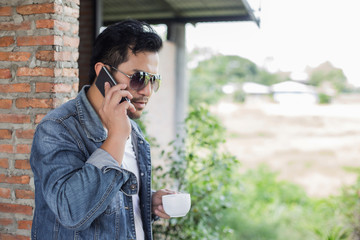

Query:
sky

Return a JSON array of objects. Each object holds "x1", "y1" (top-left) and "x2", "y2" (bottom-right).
[{"x1": 183, "y1": 0, "x2": 360, "y2": 87}]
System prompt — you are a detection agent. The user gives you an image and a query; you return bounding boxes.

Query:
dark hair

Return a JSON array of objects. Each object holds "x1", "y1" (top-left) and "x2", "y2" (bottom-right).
[{"x1": 89, "y1": 19, "x2": 163, "y2": 84}]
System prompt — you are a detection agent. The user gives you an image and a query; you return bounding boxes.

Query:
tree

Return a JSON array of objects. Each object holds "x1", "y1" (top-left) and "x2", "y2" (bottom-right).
[
  {"x1": 188, "y1": 52, "x2": 286, "y2": 105},
  {"x1": 307, "y1": 61, "x2": 348, "y2": 93}
]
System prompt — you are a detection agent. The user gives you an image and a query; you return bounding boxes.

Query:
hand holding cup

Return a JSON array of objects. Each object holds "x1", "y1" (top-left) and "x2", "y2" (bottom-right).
[{"x1": 162, "y1": 193, "x2": 191, "y2": 218}]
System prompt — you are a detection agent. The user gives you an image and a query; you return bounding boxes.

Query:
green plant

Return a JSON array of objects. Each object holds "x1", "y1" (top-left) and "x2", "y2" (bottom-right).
[
  {"x1": 134, "y1": 111, "x2": 159, "y2": 148},
  {"x1": 222, "y1": 165, "x2": 355, "y2": 240},
  {"x1": 318, "y1": 93, "x2": 332, "y2": 104},
  {"x1": 337, "y1": 167, "x2": 360, "y2": 239},
  {"x1": 188, "y1": 53, "x2": 286, "y2": 105},
  {"x1": 152, "y1": 104, "x2": 241, "y2": 239},
  {"x1": 308, "y1": 62, "x2": 348, "y2": 93},
  {"x1": 144, "y1": 105, "x2": 360, "y2": 240}
]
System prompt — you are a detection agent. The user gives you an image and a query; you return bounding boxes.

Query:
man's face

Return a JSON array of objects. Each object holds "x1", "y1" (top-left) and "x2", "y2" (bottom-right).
[{"x1": 112, "y1": 51, "x2": 159, "y2": 119}]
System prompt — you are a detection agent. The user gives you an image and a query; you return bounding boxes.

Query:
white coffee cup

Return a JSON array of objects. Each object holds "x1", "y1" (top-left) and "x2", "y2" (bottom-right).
[{"x1": 162, "y1": 193, "x2": 191, "y2": 218}]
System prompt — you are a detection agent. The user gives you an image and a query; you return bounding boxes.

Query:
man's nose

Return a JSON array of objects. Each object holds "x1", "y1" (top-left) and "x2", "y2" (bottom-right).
[{"x1": 138, "y1": 81, "x2": 152, "y2": 96}]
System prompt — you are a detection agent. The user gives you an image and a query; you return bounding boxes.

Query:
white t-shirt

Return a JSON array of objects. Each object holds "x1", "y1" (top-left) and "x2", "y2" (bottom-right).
[{"x1": 122, "y1": 134, "x2": 144, "y2": 240}]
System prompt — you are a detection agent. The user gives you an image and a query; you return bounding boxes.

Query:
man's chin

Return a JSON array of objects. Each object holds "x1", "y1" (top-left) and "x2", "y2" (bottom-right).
[{"x1": 127, "y1": 110, "x2": 142, "y2": 120}]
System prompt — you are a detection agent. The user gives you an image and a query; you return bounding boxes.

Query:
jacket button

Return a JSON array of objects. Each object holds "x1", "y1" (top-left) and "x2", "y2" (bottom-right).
[
  {"x1": 139, "y1": 140, "x2": 143, "y2": 144},
  {"x1": 130, "y1": 184, "x2": 136, "y2": 190},
  {"x1": 140, "y1": 172, "x2": 144, "y2": 176}
]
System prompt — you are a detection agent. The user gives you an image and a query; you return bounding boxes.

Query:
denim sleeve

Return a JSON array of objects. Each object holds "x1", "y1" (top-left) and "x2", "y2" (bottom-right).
[
  {"x1": 30, "y1": 120, "x2": 138, "y2": 231},
  {"x1": 86, "y1": 148, "x2": 122, "y2": 172}
]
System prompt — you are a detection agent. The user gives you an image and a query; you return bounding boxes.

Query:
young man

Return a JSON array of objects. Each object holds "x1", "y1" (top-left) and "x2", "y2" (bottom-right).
[{"x1": 30, "y1": 20, "x2": 173, "y2": 239}]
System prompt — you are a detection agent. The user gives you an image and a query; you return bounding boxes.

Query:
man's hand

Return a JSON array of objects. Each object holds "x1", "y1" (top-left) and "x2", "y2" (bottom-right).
[
  {"x1": 99, "y1": 82, "x2": 136, "y2": 164},
  {"x1": 152, "y1": 189, "x2": 176, "y2": 219},
  {"x1": 99, "y1": 82, "x2": 135, "y2": 138}
]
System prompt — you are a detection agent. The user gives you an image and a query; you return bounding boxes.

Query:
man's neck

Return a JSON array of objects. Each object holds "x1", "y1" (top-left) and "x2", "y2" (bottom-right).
[{"x1": 86, "y1": 84, "x2": 103, "y2": 117}]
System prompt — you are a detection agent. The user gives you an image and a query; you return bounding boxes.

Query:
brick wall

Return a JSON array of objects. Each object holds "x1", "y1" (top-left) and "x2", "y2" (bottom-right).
[{"x1": 0, "y1": 0, "x2": 80, "y2": 238}]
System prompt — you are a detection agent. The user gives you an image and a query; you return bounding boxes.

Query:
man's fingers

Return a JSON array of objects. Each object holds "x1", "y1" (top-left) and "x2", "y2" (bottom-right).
[
  {"x1": 104, "y1": 82, "x2": 110, "y2": 96},
  {"x1": 154, "y1": 207, "x2": 170, "y2": 219},
  {"x1": 103, "y1": 83, "x2": 133, "y2": 107}
]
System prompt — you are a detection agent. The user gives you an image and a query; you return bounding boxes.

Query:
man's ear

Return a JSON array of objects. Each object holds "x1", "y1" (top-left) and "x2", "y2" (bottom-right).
[{"x1": 94, "y1": 62, "x2": 105, "y2": 78}]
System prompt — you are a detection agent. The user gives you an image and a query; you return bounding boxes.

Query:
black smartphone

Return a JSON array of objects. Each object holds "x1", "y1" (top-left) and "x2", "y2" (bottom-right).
[{"x1": 95, "y1": 66, "x2": 129, "y2": 103}]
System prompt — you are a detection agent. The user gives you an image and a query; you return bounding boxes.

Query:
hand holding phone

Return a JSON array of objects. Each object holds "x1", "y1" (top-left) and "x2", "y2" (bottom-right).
[
  {"x1": 96, "y1": 66, "x2": 135, "y2": 163},
  {"x1": 95, "y1": 66, "x2": 130, "y2": 103}
]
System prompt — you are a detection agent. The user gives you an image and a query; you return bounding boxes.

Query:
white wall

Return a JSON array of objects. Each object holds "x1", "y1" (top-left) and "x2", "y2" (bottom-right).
[{"x1": 145, "y1": 41, "x2": 177, "y2": 163}]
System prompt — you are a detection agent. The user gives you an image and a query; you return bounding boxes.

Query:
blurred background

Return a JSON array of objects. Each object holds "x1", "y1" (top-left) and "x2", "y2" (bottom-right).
[
  {"x1": 149, "y1": 0, "x2": 360, "y2": 198},
  {"x1": 148, "y1": 0, "x2": 360, "y2": 239}
]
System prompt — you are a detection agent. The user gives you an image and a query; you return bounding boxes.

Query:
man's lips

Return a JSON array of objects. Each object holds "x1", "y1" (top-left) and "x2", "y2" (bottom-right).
[{"x1": 131, "y1": 98, "x2": 148, "y2": 109}]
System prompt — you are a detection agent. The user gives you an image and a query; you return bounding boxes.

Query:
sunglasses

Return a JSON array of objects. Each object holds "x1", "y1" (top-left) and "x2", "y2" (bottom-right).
[{"x1": 108, "y1": 65, "x2": 161, "y2": 92}]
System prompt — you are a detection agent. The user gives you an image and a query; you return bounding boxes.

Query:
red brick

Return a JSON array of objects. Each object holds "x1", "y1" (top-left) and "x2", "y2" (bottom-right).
[
  {"x1": 0, "y1": 83, "x2": 31, "y2": 93},
  {"x1": 63, "y1": 5, "x2": 79, "y2": 18},
  {"x1": 63, "y1": 36, "x2": 79, "y2": 47},
  {"x1": 73, "y1": 82, "x2": 79, "y2": 91},
  {"x1": 0, "y1": 36, "x2": 15, "y2": 47},
  {"x1": 36, "y1": 82, "x2": 72, "y2": 93},
  {"x1": 0, "y1": 99, "x2": 12, "y2": 109},
  {"x1": 17, "y1": 35, "x2": 62, "y2": 46},
  {"x1": 35, "y1": 50, "x2": 54, "y2": 61},
  {"x1": 18, "y1": 220, "x2": 32, "y2": 230},
  {"x1": 0, "y1": 21, "x2": 31, "y2": 31},
  {"x1": 35, "y1": 114, "x2": 46, "y2": 123},
  {"x1": 0, "y1": 159, "x2": 9, "y2": 169},
  {"x1": 0, "y1": 174, "x2": 30, "y2": 184},
  {"x1": 16, "y1": 144, "x2": 31, "y2": 154},
  {"x1": 36, "y1": 50, "x2": 73, "y2": 61},
  {"x1": 0, "y1": 187, "x2": 11, "y2": 198},
  {"x1": 56, "y1": 51, "x2": 73, "y2": 61},
  {"x1": 0, "y1": 114, "x2": 31, "y2": 124},
  {"x1": 16, "y1": 98, "x2": 54, "y2": 109},
  {"x1": 15, "y1": 189, "x2": 34, "y2": 199},
  {"x1": 56, "y1": 21, "x2": 71, "y2": 32},
  {"x1": 0, "y1": 218, "x2": 13, "y2": 226},
  {"x1": 36, "y1": 19, "x2": 72, "y2": 32},
  {"x1": 0, "y1": 52, "x2": 31, "y2": 62},
  {"x1": 0, "y1": 144, "x2": 13, "y2": 153},
  {"x1": 16, "y1": 129, "x2": 34, "y2": 139},
  {"x1": 0, "y1": 6, "x2": 12, "y2": 16},
  {"x1": 16, "y1": 3, "x2": 62, "y2": 15},
  {"x1": 0, "y1": 129, "x2": 12, "y2": 139},
  {"x1": 72, "y1": 52, "x2": 79, "y2": 61},
  {"x1": 55, "y1": 68, "x2": 78, "y2": 77},
  {"x1": 0, "y1": 69, "x2": 11, "y2": 79},
  {"x1": 54, "y1": 98, "x2": 69, "y2": 107},
  {"x1": 0, "y1": 234, "x2": 30, "y2": 240},
  {"x1": 0, "y1": 203, "x2": 33, "y2": 215},
  {"x1": 35, "y1": 19, "x2": 55, "y2": 29},
  {"x1": 71, "y1": 23, "x2": 79, "y2": 35},
  {"x1": 14, "y1": 159, "x2": 31, "y2": 170},
  {"x1": 17, "y1": 67, "x2": 54, "y2": 77}
]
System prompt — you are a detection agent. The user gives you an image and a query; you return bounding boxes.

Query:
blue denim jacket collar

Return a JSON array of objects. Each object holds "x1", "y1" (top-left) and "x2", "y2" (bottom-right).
[
  {"x1": 76, "y1": 86, "x2": 145, "y2": 143},
  {"x1": 76, "y1": 86, "x2": 107, "y2": 142}
]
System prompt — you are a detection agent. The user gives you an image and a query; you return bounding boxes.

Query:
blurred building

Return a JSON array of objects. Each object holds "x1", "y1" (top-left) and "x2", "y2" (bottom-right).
[{"x1": 271, "y1": 81, "x2": 318, "y2": 105}]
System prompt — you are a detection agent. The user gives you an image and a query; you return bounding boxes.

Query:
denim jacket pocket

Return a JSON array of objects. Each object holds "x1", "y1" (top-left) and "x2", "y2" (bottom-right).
[{"x1": 103, "y1": 192, "x2": 122, "y2": 215}]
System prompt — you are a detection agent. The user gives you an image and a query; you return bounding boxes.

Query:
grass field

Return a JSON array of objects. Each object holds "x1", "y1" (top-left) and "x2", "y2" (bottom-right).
[{"x1": 212, "y1": 99, "x2": 360, "y2": 197}]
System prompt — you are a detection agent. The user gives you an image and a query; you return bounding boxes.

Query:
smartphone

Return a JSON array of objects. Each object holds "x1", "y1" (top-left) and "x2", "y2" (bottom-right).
[{"x1": 95, "y1": 66, "x2": 129, "y2": 103}]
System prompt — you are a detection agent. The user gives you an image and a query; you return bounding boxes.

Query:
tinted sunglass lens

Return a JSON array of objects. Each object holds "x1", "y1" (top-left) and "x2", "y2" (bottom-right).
[
  {"x1": 129, "y1": 72, "x2": 160, "y2": 92},
  {"x1": 129, "y1": 72, "x2": 144, "y2": 90}
]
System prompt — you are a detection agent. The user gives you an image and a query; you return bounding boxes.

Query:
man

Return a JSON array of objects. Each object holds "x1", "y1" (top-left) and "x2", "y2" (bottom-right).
[{"x1": 30, "y1": 20, "x2": 173, "y2": 239}]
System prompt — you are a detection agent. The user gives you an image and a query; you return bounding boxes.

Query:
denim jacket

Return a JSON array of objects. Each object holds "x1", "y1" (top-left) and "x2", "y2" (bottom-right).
[{"x1": 30, "y1": 86, "x2": 154, "y2": 240}]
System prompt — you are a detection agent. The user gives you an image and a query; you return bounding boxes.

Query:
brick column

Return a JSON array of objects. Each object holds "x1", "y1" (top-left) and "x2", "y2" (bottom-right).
[{"x1": 0, "y1": 0, "x2": 79, "y2": 238}]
